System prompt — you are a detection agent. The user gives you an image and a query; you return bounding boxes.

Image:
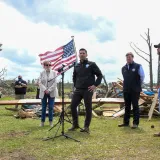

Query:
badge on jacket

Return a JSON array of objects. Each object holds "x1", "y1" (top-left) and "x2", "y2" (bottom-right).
[
  {"x1": 132, "y1": 68, "x2": 135, "y2": 72},
  {"x1": 86, "y1": 64, "x2": 89, "y2": 68}
]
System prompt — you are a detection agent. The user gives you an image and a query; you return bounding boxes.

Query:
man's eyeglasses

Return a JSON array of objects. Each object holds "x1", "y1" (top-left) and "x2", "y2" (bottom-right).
[
  {"x1": 44, "y1": 64, "x2": 51, "y2": 66},
  {"x1": 80, "y1": 52, "x2": 86, "y2": 54}
]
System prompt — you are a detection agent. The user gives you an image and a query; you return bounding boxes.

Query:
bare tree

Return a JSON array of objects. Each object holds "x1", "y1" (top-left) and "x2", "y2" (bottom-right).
[
  {"x1": 0, "y1": 44, "x2": 12, "y2": 95},
  {"x1": 0, "y1": 68, "x2": 7, "y2": 81},
  {"x1": 0, "y1": 45, "x2": 15, "y2": 94},
  {"x1": 130, "y1": 28, "x2": 153, "y2": 91},
  {"x1": 0, "y1": 43, "x2": 2, "y2": 52},
  {"x1": 0, "y1": 44, "x2": 5, "y2": 81}
]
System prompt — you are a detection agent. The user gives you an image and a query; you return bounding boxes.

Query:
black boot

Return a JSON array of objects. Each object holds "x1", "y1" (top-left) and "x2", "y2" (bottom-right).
[
  {"x1": 118, "y1": 123, "x2": 129, "y2": 127},
  {"x1": 68, "y1": 124, "x2": 79, "y2": 131},
  {"x1": 131, "y1": 124, "x2": 138, "y2": 129},
  {"x1": 68, "y1": 119, "x2": 79, "y2": 131},
  {"x1": 80, "y1": 126, "x2": 90, "y2": 133}
]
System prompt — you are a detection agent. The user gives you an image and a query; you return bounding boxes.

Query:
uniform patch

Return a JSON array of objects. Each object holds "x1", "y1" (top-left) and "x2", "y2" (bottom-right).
[
  {"x1": 132, "y1": 68, "x2": 135, "y2": 72},
  {"x1": 86, "y1": 64, "x2": 89, "y2": 68}
]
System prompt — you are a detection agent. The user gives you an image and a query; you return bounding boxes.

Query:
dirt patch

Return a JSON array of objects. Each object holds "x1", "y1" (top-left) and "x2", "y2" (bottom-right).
[
  {"x1": 0, "y1": 130, "x2": 30, "y2": 140},
  {"x1": 0, "y1": 150, "x2": 36, "y2": 160}
]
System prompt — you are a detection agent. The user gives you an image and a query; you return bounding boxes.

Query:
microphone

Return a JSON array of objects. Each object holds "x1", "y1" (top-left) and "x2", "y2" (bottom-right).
[
  {"x1": 69, "y1": 62, "x2": 76, "y2": 68},
  {"x1": 58, "y1": 64, "x2": 66, "y2": 72},
  {"x1": 58, "y1": 62, "x2": 76, "y2": 72}
]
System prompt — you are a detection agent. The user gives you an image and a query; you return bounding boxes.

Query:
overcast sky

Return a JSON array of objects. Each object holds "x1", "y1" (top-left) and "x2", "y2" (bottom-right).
[{"x1": 0, "y1": 0, "x2": 160, "y2": 83}]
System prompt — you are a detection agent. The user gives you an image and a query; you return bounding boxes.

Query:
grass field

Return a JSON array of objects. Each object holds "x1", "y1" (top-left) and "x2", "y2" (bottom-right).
[{"x1": 1, "y1": 93, "x2": 160, "y2": 160}]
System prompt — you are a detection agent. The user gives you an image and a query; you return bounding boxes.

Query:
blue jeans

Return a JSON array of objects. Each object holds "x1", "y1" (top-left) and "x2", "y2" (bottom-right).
[{"x1": 41, "y1": 94, "x2": 55, "y2": 122}]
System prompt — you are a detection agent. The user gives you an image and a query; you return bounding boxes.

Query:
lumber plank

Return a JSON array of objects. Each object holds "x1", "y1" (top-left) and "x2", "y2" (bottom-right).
[
  {"x1": 112, "y1": 107, "x2": 126, "y2": 117},
  {"x1": 148, "y1": 93, "x2": 158, "y2": 121},
  {"x1": 114, "y1": 82, "x2": 123, "y2": 90},
  {"x1": 97, "y1": 98, "x2": 124, "y2": 104},
  {"x1": 92, "y1": 110, "x2": 98, "y2": 117},
  {"x1": 100, "y1": 106, "x2": 120, "y2": 110},
  {"x1": 103, "y1": 111, "x2": 117, "y2": 117},
  {"x1": 0, "y1": 98, "x2": 125, "y2": 105},
  {"x1": 117, "y1": 78, "x2": 123, "y2": 82}
]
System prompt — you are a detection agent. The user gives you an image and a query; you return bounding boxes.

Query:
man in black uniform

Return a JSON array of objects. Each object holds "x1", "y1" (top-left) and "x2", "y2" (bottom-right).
[
  {"x1": 118, "y1": 52, "x2": 145, "y2": 129},
  {"x1": 68, "y1": 48, "x2": 102, "y2": 132},
  {"x1": 14, "y1": 75, "x2": 27, "y2": 109}
]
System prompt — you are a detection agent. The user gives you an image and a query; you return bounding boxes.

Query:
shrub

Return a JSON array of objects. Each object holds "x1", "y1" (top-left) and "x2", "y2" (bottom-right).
[{"x1": 27, "y1": 85, "x2": 36, "y2": 92}]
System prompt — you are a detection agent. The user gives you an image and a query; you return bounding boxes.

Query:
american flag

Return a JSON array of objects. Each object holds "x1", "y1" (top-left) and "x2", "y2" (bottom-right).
[{"x1": 39, "y1": 40, "x2": 77, "y2": 71}]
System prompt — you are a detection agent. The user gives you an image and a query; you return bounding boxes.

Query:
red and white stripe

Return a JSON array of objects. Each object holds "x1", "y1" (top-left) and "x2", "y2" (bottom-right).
[
  {"x1": 39, "y1": 46, "x2": 76, "y2": 71},
  {"x1": 39, "y1": 47, "x2": 63, "y2": 65},
  {"x1": 53, "y1": 54, "x2": 76, "y2": 71}
]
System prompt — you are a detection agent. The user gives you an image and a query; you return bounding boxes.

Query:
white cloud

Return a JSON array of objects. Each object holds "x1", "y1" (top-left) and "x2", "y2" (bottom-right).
[{"x1": 0, "y1": 0, "x2": 160, "y2": 83}]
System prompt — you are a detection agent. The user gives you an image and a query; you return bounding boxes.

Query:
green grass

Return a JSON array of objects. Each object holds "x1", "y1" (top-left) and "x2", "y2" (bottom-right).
[
  {"x1": 1, "y1": 95, "x2": 160, "y2": 160},
  {"x1": 0, "y1": 92, "x2": 37, "y2": 100},
  {"x1": 0, "y1": 106, "x2": 160, "y2": 160},
  {"x1": 0, "y1": 96, "x2": 14, "y2": 100},
  {"x1": 64, "y1": 88, "x2": 72, "y2": 93},
  {"x1": 0, "y1": 89, "x2": 71, "y2": 100}
]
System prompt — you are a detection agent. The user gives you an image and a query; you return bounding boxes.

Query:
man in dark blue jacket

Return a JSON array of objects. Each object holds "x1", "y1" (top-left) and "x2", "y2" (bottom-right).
[
  {"x1": 118, "y1": 52, "x2": 145, "y2": 129},
  {"x1": 68, "y1": 48, "x2": 102, "y2": 133}
]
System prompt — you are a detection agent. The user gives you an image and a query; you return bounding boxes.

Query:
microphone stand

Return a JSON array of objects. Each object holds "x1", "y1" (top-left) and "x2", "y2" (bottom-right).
[{"x1": 43, "y1": 63, "x2": 80, "y2": 142}]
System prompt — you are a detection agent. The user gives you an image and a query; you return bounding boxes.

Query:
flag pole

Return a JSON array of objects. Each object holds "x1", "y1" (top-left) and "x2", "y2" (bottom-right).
[
  {"x1": 71, "y1": 36, "x2": 77, "y2": 92},
  {"x1": 71, "y1": 36, "x2": 78, "y2": 64}
]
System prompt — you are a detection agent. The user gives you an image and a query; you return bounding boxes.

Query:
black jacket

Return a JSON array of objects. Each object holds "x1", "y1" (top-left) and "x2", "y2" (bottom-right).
[
  {"x1": 122, "y1": 62, "x2": 142, "y2": 92},
  {"x1": 73, "y1": 59, "x2": 102, "y2": 89},
  {"x1": 15, "y1": 79, "x2": 27, "y2": 95}
]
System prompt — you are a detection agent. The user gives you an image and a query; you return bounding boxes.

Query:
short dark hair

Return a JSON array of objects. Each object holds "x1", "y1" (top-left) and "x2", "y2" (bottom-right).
[
  {"x1": 126, "y1": 52, "x2": 134, "y2": 57},
  {"x1": 79, "y1": 48, "x2": 87, "y2": 53}
]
